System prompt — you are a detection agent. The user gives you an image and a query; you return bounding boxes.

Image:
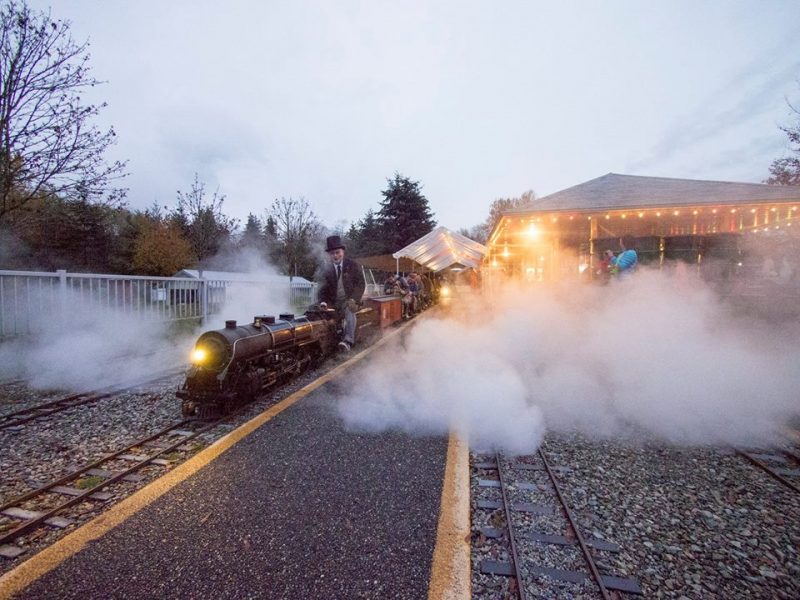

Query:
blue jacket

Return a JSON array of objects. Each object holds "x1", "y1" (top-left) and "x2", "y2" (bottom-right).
[{"x1": 612, "y1": 249, "x2": 637, "y2": 273}]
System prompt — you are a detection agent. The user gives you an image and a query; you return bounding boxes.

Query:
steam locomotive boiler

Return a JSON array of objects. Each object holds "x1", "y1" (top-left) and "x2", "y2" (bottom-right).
[{"x1": 176, "y1": 304, "x2": 379, "y2": 418}]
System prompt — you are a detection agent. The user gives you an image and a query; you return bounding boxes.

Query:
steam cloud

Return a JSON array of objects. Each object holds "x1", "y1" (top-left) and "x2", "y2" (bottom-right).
[
  {"x1": 0, "y1": 248, "x2": 296, "y2": 391},
  {"x1": 338, "y1": 268, "x2": 800, "y2": 454}
]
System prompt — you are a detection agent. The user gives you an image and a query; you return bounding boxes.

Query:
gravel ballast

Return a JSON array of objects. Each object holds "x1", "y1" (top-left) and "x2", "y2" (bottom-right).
[{"x1": 471, "y1": 432, "x2": 800, "y2": 599}]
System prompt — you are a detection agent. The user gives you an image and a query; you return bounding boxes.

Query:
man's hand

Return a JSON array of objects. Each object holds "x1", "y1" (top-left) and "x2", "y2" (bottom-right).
[{"x1": 346, "y1": 299, "x2": 358, "y2": 312}]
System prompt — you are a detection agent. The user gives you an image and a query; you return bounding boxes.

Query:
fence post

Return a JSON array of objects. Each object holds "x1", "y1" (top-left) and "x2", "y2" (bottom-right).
[
  {"x1": 200, "y1": 277, "x2": 208, "y2": 326},
  {"x1": 57, "y1": 269, "x2": 67, "y2": 323}
]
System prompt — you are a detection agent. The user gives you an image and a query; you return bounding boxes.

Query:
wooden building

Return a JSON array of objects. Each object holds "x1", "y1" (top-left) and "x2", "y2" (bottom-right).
[{"x1": 484, "y1": 173, "x2": 800, "y2": 282}]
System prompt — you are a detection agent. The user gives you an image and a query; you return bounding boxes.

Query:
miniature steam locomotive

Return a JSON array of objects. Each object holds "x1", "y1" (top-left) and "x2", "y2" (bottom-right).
[{"x1": 176, "y1": 304, "x2": 379, "y2": 418}]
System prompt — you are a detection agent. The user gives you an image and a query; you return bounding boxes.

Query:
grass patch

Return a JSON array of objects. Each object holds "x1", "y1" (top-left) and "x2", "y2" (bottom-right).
[
  {"x1": 74, "y1": 475, "x2": 105, "y2": 489},
  {"x1": 162, "y1": 451, "x2": 182, "y2": 462}
]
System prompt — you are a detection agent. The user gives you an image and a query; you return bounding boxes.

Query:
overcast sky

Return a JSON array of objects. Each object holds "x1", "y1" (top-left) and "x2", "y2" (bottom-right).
[{"x1": 31, "y1": 1, "x2": 800, "y2": 233}]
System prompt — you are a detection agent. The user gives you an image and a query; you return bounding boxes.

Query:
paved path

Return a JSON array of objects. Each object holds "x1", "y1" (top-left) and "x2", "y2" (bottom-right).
[{"x1": 13, "y1": 378, "x2": 449, "y2": 599}]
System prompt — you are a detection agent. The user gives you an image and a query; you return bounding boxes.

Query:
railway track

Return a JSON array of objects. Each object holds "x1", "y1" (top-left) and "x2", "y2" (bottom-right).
[
  {"x1": 0, "y1": 414, "x2": 232, "y2": 559},
  {"x1": 474, "y1": 446, "x2": 641, "y2": 598},
  {"x1": 736, "y1": 447, "x2": 800, "y2": 494},
  {"x1": 0, "y1": 370, "x2": 183, "y2": 431}
]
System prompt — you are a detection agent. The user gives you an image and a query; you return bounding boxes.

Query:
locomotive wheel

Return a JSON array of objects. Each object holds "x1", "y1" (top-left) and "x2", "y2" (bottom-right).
[{"x1": 294, "y1": 347, "x2": 311, "y2": 375}]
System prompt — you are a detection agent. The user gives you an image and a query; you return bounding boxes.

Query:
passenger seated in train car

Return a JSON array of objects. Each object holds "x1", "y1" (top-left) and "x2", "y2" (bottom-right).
[
  {"x1": 396, "y1": 273, "x2": 413, "y2": 319},
  {"x1": 316, "y1": 235, "x2": 366, "y2": 352},
  {"x1": 407, "y1": 273, "x2": 420, "y2": 315},
  {"x1": 413, "y1": 273, "x2": 429, "y2": 309},
  {"x1": 610, "y1": 235, "x2": 638, "y2": 277},
  {"x1": 383, "y1": 273, "x2": 400, "y2": 295}
]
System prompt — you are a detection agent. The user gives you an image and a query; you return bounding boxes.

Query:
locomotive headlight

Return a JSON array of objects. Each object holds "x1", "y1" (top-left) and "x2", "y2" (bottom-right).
[
  {"x1": 191, "y1": 347, "x2": 208, "y2": 364},
  {"x1": 441, "y1": 285, "x2": 450, "y2": 297}
]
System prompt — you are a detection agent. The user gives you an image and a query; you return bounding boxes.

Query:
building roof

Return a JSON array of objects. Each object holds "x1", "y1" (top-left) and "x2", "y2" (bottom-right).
[
  {"x1": 392, "y1": 226, "x2": 487, "y2": 272},
  {"x1": 174, "y1": 270, "x2": 311, "y2": 284},
  {"x1": 507, "y1": 173, "x2": 800, "y2": 214}
]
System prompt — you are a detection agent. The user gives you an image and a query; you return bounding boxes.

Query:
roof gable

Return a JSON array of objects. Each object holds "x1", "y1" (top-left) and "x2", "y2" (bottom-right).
[
  {"x1": 509, "y1": 173, "x2": 800, "y2": 213},
  {"x1": 392, "y1": 226, "x2": 487, "y2": 272}
]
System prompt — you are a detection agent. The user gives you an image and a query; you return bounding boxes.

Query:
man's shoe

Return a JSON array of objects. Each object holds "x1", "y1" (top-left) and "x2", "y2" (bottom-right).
[{"x1": 337, "y1": 341, "x2": 351, "y2": 352}]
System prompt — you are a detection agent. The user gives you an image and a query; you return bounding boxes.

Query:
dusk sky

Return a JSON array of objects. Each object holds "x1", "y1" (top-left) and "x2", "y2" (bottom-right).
[{"x1": 32, "y1": 1, "x2": 800, "y2": 233}]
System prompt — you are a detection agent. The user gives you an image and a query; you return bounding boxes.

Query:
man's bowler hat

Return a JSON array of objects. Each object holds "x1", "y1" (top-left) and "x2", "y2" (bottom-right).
[{"x1": 326, "y1": 235, "x2": 346, "y2": 252}]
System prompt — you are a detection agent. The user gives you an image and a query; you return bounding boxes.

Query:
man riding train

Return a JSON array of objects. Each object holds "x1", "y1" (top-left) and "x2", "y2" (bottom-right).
[{"x1": 316, "y1": 235, "x2": 366, "y2": 352}]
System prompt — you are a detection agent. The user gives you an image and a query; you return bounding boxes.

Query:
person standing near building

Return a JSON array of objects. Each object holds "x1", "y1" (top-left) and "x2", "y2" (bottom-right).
[
  {"x1": 317, "y1": 235, "x2": 365, "y2": 351},
  {"x1": 610, "y1": 235, "x2": 638, "y2": 276}
]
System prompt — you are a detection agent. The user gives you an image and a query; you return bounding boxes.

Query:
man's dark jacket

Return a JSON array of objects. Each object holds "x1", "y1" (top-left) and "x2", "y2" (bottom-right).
[{"x1": 317, "y1": 257, "x2": 366, "y2": 306}]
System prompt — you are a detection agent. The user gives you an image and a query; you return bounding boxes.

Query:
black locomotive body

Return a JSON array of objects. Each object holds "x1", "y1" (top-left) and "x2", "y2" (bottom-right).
[{"x1": 177, "y1": 304, "x2": 379, "y2": 418}]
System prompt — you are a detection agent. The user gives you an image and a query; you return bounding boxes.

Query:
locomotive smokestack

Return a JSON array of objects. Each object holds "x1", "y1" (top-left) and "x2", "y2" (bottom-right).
[{"x1": 225, "y1": 320, "x2": 237, "y2": 329}]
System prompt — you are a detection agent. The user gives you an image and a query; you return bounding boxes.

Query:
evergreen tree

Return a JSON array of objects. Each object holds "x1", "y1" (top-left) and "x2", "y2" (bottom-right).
[
  {"x1": 240, "y1": 213, "x2": 265, "y2": 250},
  {"x1": 348, "y1": 209, "x2": 387, "y2": 257},
  {"x1": 377, "y1": 173, "x2": 436, "y2": 251}
]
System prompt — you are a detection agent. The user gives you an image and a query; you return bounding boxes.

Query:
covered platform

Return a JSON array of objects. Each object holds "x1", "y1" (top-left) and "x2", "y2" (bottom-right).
[
  {"x1": 485, "y1": 173, "x2": 800, "y2": 282},
  {"x1": 391, "y1": 227, "x2": 487, "y2": 273}
]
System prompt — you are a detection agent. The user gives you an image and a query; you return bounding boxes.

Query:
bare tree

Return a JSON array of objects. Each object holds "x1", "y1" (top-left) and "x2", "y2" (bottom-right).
[
  {"x1": 171, "y1": 173, "x2": 237, "y2": 267},
  {"x1": 0, "y1": 1, "x2": 127, "y2": 223},
  {"x1": 766, "y1": 95, "x2": 800, "y2": 186},
  {"x1": 478, "y1": 189, "x2": 537, "y2": 240},
  {"x1": 267, "y1": 196, "x2": 322, "y2": 278}
]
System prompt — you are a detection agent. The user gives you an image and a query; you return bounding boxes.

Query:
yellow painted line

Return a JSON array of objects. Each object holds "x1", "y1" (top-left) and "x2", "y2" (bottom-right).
[
  {"x1": 0, "y1": 324, "x2": 407, "y2": 600},
  {"x1": 428, "y1": 432, "x2": 471, "y2": 600}
]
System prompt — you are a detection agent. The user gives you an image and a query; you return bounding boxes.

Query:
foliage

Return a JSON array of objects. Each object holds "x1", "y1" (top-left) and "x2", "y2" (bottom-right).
[
  {"x1": 346, "y1": 209, "x2": 385, "y2": 257},
  {"x1": 267, "y1": 196, "x2": 322, "y2": 278},
  {"x1": 240, "y1": 213, "x2": 265, "y2": 250},
  {"x1": 4, "y1": 196, "x2": 115, "y2": 271},
  {"x1": 377, "y1": 173, "x2": 436, "y2": 252},
  {"x1": 170, "y1": 174, "x2": 237, "y2": 266},
  {"x1": 457, "y1": 224, "x2": 491, "y2": 244},
  {"x1": 462, "y1": 189, "x2": 537, "y2": 243},
  {"x1": 766, "y1": 95, "x2": 800, "y2": 186},
  {"x1": 766, "y1": 157, "x2": 800, "y2": 186},
  {"x1": 0, "y1": 0, "x2": 127, "y2": 223},
  {"x1": 131, "y1": 218, "x2": 194, "y2": 276}
]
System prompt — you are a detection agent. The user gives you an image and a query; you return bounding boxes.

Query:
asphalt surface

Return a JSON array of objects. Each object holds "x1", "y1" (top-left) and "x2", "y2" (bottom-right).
[{"x1": 15, "y1": 377, "x2": 448, "y2": 599}]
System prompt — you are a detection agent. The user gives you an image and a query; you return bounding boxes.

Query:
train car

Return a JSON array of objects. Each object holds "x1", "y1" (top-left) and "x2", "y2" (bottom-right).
[{"x1": 177, "y1": 304, "x2": 381, "y2": 418}]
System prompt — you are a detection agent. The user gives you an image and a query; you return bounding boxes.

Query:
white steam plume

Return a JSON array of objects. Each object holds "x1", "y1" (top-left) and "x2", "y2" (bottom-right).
[{"x1": 338, "y1": 268, "x2": 800, "y2": 454}]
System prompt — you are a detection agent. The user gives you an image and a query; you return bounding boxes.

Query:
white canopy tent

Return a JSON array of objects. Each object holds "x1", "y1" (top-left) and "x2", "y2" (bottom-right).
[{"x1": 391, "y1": 226, "x2": 487, "y2": 273}]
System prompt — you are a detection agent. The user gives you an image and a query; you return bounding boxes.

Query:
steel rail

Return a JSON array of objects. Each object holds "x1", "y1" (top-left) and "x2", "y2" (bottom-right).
[
  {"x1": 0, "y1": 418, "x2": 193, "y2": 514},
  {"x1": 736, "y1": 449, "x2": 800, "y2": 495},
  {"x1": 0, "y1": 392, "x2": 115, "y2": 430},
  {"x1": 538, "y1": 446, "x2": 612, "y2": 600},
  {"x1": 0, "y1": 417, "x2": 221, "y2": 547},
  {"x1": 0, "y1": 370, "x2": 183, "y2": 430},
  {"x1": 494, "y1": 452, "x2": 528, "y2": 600}
]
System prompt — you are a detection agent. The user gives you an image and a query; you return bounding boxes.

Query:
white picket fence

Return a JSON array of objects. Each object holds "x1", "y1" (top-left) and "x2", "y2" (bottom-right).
[{"x1": 0, "y1": 269, "x2": 318, "y2": 338}]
